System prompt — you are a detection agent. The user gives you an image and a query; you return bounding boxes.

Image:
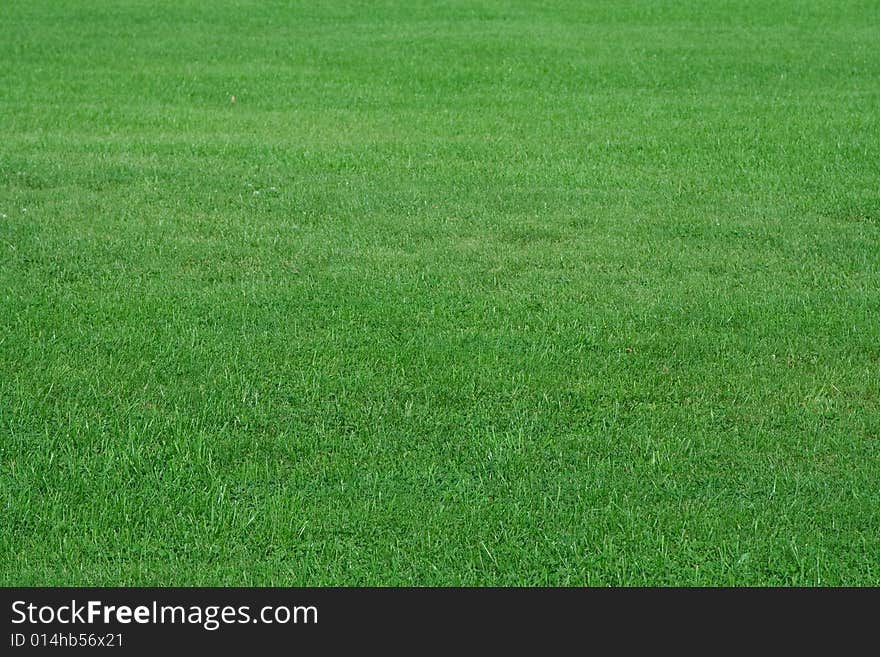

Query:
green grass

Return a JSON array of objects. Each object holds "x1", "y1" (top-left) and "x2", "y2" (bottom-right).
[{"x1": 1, "y1": 0, "x2": 879, "y2": 586}]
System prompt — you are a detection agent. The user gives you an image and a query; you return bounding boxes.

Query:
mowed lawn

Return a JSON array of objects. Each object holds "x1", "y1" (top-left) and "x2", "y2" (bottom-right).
[{"x1": 1, "y1": 1, "x2": 878, "y2": 586}]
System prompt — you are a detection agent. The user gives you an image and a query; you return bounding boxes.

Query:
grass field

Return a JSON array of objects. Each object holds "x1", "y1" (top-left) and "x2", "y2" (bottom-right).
[{"x1": 1, "y1": 1, "x2": 879, "y2": 586}]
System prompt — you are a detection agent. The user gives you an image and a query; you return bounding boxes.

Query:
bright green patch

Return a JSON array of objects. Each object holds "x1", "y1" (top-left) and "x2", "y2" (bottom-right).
[{"x1": 1, "y1": 1, "x2": 879, "y2": 585}]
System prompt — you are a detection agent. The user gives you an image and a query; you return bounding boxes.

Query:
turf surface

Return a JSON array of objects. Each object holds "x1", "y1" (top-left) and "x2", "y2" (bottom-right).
[{"x1": 2, "y1": 1, "x2": 879, "y2": 585}]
